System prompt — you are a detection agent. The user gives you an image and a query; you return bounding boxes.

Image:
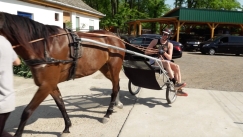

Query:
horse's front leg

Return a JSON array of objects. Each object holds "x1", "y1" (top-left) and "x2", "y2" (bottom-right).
[
  {"x1": 14, "y1": 85, "x2": 51, "y2": 137},
  {"x1": 50, "y1": 87, "x2": 71, "y2": 133}
]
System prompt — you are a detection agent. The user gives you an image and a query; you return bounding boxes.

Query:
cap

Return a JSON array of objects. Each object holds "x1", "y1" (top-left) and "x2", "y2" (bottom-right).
[{"x1": 162, "y1": 28, "x2": 171, "y2": 34}]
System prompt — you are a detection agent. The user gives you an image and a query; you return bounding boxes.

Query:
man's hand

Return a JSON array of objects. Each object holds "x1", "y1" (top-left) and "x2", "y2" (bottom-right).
[{"x1": 13, "y1": 57, "x2": 21, "y2": 66}]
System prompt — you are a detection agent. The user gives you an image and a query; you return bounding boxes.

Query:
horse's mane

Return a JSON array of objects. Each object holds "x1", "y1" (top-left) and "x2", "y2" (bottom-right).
[{"x1": 0, "y1": 12, "x2": 60, "y2": 50}]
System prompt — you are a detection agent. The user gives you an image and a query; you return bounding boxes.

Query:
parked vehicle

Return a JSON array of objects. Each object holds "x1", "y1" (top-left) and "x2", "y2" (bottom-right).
[
  {"x1": 125, "y1": 34, "x2": 183, "y2": 59},
  {"x1": 180, "y1": 34, "x2": 203, "y2": 51},
  {"x1": 185, "y1": 39, "x2": 201, "y2": 51},
  {"x1": 199, "y1": 35, "x2": 243, "y2": 55},
  {"x1": 120, "y1": 35, "x2": 137, "y2": 43}
]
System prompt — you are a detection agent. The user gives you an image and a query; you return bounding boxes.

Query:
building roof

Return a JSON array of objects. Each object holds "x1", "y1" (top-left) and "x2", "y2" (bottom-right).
[
  {"x1": 47, "y1": 0, "x2": 105, "y2": 16},
  {"x1": 126, "y1": 17, "x2": 178, "y2": 24},
  {"x1": 163, "y1": 8, "x2": 243, "y2": 24},
  {"x1": 20, "y1": 0, "x2": 105, "y2": 17}
]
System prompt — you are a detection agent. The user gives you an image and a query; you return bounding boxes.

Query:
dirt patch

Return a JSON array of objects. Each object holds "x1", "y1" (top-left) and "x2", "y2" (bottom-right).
[{"x1": 175, "y1": 52, "x2": 243, "y2": 92}]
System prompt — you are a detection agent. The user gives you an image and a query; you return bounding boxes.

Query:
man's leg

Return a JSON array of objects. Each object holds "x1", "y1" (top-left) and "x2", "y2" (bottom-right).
[
  {"x1": 0, "y1": 112, "x2": 12, "y2": 137},
  {"x1": 161, "y1": 60, "x2": 174, "y2": 79},
  {"x1": 169, "y1": 62, "x2": 187, "y2": 96},
  {"x1": 169, "y1": 62, "x2": 181, "y2": 82}
]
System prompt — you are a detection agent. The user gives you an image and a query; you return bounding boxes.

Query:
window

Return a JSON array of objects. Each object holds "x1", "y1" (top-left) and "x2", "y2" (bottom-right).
[
  {"x1": 89, "y1": 19, "x2": 94, "y2": 30},
  {"x1": 220, "y1": 37, "x2": 228, "y2": 43},
  {"x1": 17, "y1": 11, "x2": 32, "y2": 19},
  {"x1": 89, "y1": 26, "x2": 94, "y2": 30},
  {"x1": 131, "y1": 38, "x2": 143, "y2": 44},
  {"x1": 144, "y1": 38, "x2": 153, "y2": 44},
  {"x1": 55, "y1": 13, "x2": 59, "y2": 21},
  {"x1": 230, "y1": 37, "x2": 243, "y2": 43},
  {"x1": 76, "y1": 17, "x2": 80, "y2": 30}
]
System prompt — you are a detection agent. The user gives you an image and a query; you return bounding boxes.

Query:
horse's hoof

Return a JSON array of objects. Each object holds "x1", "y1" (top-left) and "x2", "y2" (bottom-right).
[
  {"x1": 102, "y1": 117, "x2": 110, "y2": 124},
  {"x1": 116, "y1": 103, "x2": 123, "y2": 109}
]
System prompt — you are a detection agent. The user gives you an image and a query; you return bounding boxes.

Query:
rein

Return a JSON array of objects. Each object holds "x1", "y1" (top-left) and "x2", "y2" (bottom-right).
[
  {"x1": 12, "y1": 32, "x2": 72, "y2": 48},
  {"x1": 12, "y1": 32, "x2": 159, "y2": 54},
  {"x1": 83, "y1": 33, "x2": 159, "y2": 54}
]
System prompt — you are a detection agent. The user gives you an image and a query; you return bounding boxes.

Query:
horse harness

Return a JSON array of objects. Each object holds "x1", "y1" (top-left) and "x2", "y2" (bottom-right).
[
  {"x1": 14, "y1": 30, "x2": 160, "y2": 81},
  {"x1": 23, "y1": 29, "x2": 82, "y2": 80}
]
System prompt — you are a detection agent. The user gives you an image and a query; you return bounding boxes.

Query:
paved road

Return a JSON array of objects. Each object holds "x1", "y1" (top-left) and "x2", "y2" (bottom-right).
[{"x1": 5, "y1": 69, "x2": 243, "y2": 137}]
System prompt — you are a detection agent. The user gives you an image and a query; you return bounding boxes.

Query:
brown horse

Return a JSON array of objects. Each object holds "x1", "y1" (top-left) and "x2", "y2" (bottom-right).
[{"x1": 0, "y1": 12, "x2": 125, "y2": 137}]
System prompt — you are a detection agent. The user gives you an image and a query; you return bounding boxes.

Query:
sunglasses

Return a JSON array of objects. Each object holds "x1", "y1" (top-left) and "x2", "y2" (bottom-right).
[{"x1": 162, "y1": 33, "x2": 169, "y2": 36}]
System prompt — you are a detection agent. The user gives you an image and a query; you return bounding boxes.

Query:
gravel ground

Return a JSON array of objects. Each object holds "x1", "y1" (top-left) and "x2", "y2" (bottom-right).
[{"x1": 174, "y1": 51, "x2": 243, "y2": 92}]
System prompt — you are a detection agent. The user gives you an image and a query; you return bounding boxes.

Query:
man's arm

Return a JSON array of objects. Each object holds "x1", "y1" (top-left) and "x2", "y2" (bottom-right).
[{"x1": 145, "y1": 39, "x2": 157, "y2": 55}]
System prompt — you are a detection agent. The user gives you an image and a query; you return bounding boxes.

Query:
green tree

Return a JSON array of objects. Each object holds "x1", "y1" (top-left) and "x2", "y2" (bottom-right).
[
  {"x1": 174, "y1": 0, "x2": 241, "y2": 10},
  {"x1": 83, "y1": 0, "x2": 170, "y2": 34},
  {"x1": 145, "y1": 0, "x2": 169, "y2": 33}
]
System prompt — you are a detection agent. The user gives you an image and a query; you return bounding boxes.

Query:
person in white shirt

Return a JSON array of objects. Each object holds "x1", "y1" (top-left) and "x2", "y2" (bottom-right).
[{"x1": 0, "y1": 35, "x2": 21, "y2": 137}]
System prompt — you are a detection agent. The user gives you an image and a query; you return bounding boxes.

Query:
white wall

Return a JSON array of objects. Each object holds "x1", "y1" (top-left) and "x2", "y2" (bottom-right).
[
  {"x1": 0, "y1": 0, "x2": 63, "y2": 27},
  {"x1": 76, "y1": 13, "x2": 101, "y2": 32},
  {"x1": 0, "y1": 0, "x2": 101, "y2": 30}
]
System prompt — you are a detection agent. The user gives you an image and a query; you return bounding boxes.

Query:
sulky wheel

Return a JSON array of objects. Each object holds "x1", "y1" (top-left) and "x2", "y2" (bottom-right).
[
  {"x1": 165, "y1": 82, "x2": 177, "y2": 104},
  {"x1": 128, "y1": 80, "x2": 141, "y2": 95}
]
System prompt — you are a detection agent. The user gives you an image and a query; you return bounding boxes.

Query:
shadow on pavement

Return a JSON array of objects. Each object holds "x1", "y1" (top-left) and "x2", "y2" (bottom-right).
[{"x1": 6, "y1": 87, "x2": 171, "y2": 136}]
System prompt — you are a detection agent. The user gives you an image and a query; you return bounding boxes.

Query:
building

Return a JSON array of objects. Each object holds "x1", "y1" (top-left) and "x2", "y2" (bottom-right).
[
  {"x1": 127, "y1": 8, "x2": 243, "y2": 41},
  {"x1": 0, "y1": 0, "x2": 105, "y2": 31}
]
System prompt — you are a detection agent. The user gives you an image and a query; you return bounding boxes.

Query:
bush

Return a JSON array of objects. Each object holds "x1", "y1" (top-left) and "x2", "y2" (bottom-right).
[{"x1": 13, "y1": 58, "x2": 32, "y2": 78}]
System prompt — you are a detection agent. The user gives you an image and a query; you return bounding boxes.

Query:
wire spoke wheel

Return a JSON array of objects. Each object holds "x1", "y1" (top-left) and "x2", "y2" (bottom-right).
[
  {"x1": 166, "y1": 82, "x2": 177, "y2": 104},
  {"x1": 128, "y1": 80, "x2": 141, "y2": 95}
]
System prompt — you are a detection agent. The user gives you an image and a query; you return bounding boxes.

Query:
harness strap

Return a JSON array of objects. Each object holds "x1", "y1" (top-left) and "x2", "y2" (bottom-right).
[
  {"x1": 68, "y1": 29, "x2": 82, "y2": 80},
  {"x1": 24, "y1": 41, "x2": 74, "y2": 66},
  {"x1": 24, "y1": 59, "x2": 74, "y2": 66}
]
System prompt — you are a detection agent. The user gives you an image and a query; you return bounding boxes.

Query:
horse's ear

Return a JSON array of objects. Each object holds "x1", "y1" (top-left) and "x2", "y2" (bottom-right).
[{"x1": 0, "y1": 12, "x2": 5, "y2": 29}]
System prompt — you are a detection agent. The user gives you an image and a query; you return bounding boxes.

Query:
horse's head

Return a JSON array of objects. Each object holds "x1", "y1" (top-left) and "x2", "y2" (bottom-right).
[
  {"x1": 0, "y1": 12, "x2": 20, "y2": 45},
  {"x1": 0, "y1": 12, "x2": 65, "y2": 60}
]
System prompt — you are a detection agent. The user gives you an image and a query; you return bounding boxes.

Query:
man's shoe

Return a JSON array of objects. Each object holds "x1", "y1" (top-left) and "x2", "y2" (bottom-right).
[
  {"x1": 174, "y1": 82, "x2": 186, "y2": 90},
  {"x1": 176, "y1": 89, "x2": 188, "y2": 96}
]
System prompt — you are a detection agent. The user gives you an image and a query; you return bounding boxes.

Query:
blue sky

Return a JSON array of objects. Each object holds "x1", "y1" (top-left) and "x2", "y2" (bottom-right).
[{"x1": 165, "y1": 0, "x2": 243, "y2": 8}]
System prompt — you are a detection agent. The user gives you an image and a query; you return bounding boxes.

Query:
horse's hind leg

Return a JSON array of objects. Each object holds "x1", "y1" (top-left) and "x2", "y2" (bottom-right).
[
  {"x1": 115, "y1": 84, "x2": 123, "y2": 108},
  {"x1": 50, "y1": 87, "x2": 71, "y2": 133},
  {"x1": 99, "y1": 64, "x2": 123, "y2": 108},
  {"x1": 99, "y1": 63, "x2": 123, "y2": 123},
  {"x1": 14, "y1": 86, "x2": 51, "y2": 137}
]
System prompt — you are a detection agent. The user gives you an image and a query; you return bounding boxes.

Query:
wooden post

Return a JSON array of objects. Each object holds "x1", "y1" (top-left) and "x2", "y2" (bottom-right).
[
  {"x1": 175, "y1": 21, "x2": 184, "y2": 42},
  {"x1": 240, "y1": 24, "x2": 243, "y2": 30},
  {"x1": 133, "y1": 23, "x2": 136, "y2": 36},
  {"x1": 207, "y1": 23, "x2": 219, "y2": 38},
  {"x1": 138, "y1": 22, "x2": 142, "y2": 35}
]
